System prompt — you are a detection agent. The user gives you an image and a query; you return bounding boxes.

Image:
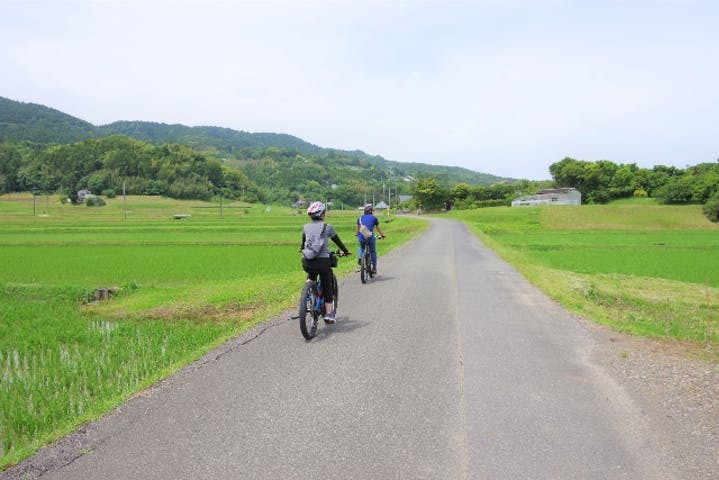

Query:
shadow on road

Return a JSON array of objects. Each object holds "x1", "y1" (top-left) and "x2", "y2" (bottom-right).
[
  {"x1": 346, "y1": 274, "x2": 396, "y2": 284},
  {"x1": 306, "y1": 316, "x2": 369, "y2": 341}
]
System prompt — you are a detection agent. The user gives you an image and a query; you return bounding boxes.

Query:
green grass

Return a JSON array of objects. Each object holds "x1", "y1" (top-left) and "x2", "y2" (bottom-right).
[
  {"x1": 448, "y1": 204, "x2": 719, "y2": 356},
  {"x1": 0, "y1": 193, "x2": 427, "y2": 469}
]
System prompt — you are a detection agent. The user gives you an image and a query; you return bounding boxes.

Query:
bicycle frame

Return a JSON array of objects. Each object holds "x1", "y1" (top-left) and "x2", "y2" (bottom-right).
[
  {"x1": 314, "y1": 278, "x2": 326, "y2": 315},
  {"x1": 360, "y1": 236, "x2": 376, "y2": 284},
  {"x1": 298, "y1": 250, "x2": 343, "y2": 340}
]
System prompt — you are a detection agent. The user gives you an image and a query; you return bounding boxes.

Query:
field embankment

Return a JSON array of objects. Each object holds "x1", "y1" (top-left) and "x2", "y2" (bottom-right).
[
  {"x1": 449, "y1": 202, "x2": 719, "y2": 360},
  {"x1": 0, "y1": 193, "x2": 427, "y2": 470}
]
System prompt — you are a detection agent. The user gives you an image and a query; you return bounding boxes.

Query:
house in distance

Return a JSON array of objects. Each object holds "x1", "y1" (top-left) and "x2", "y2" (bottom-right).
[{"x1": 511, "y1": 188, "x2": 581, "y2": 207}]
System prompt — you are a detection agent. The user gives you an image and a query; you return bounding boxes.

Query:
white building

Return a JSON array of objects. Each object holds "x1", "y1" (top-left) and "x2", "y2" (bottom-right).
[{"x1": 512, "y1": 188, "x2": 581, "y2": 206}]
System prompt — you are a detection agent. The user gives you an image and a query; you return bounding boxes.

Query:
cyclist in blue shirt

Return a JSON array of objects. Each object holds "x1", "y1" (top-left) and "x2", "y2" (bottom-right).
[{"x1": 355, "y1": 204, "x2": 386, "y2": 274}]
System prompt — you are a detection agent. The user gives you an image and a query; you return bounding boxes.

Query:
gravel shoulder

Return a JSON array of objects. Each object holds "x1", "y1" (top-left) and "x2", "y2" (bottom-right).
[{"x1": 579, "y1": 316, "x2": 719, "y2": 479}]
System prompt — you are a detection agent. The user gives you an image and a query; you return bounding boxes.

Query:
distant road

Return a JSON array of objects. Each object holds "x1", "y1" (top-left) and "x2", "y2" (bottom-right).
[{"x1": 4, "y1": 218, "x2": 684, "y2": 479}]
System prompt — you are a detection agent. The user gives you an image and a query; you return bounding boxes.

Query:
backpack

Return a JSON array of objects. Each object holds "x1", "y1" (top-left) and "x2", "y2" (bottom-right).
[
  {"x1": 302, "y1": 223, "x2": 327, "y2": 259},
  {"x1": 358, "y1": 217, "x2": 373, "y2": 239}
]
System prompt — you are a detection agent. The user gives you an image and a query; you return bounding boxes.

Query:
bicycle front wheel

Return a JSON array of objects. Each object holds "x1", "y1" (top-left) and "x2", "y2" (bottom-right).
[
  {"x1": 331, "y1": 273, "x2": 338, "y2": 315},
  {"x1": 299, "y1": 281, "x2": 319, "y2": 340}
]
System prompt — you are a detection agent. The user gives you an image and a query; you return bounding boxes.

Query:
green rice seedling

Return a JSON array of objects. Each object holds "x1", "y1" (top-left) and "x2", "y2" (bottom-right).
[
  {"x1": 0, "y1": 194, "x2": 427, "y2": 469},
  {"x1": 0, "y1": 282, "x2": 241, "y2": 467}
]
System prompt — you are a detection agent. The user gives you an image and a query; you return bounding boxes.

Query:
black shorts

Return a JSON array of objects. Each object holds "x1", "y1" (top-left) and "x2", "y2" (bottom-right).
[{"x1": 301, "y1": 256, "x2": 335, "y2": 303}]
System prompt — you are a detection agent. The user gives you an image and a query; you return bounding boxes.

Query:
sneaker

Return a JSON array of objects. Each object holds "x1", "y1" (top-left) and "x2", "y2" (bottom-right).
[{"x1": 323, "y1": 315, "x2": 336, "y2": 324}]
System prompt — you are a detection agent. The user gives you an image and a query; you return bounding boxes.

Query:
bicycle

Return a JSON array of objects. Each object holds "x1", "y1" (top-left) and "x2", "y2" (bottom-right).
[
  {"x1": 298, "y1": 250, "x2": 344, "y2": 340},
  {"x1": 359, "y1": 234, "x2": 383, "y2": 284}
]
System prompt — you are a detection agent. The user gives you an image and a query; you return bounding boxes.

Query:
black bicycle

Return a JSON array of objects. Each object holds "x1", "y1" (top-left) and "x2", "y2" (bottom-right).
[
  {"x1": 298, "y1": 251, "x2": 343, "y2": 340},
  {"x1": 359, "y1": 235, "x2": 383, "y2": 284}
]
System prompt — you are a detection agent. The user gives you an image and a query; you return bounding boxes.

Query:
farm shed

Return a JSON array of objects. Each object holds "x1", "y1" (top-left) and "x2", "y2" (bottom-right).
[
  {"x1": 511, "y1": 188, "x2": 581, "y2": 206},
  {"x1": 77, "y1": 189, "x2": 92, "y2": 203}
]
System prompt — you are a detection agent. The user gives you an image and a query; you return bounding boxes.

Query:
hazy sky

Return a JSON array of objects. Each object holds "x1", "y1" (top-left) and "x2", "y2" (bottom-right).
[{"x1": 2, "y1": 0, "x2": 718, "y2": 180}]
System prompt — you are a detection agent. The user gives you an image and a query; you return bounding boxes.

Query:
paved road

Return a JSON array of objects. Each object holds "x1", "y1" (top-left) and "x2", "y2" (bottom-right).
[{"x1": 5, "y1": 218, "x2": 681, "y2": 479}]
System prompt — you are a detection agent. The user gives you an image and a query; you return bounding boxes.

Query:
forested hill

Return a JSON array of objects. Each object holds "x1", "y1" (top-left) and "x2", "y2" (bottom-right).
[
  {"x1": 0, "y1": 96, "x2": 329, "y2": 156},
  {"x1": 0, "y1": 96, "x2": 97, "y2": 144},
  {"x1": 0, "y1": 96, "x2": 513, "y2": 187},
  {"x1": 97, "y1": 121, "x2": 328, "y2": 157}
]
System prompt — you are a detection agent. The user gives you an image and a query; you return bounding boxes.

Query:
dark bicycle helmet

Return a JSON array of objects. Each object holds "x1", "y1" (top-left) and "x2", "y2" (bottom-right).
[
  {"x1": 363, "y1": 203, "x2": 374, "y2": 213},
  {"x1": 307, "y1": 201, "x2": 326, "y2": 219}
]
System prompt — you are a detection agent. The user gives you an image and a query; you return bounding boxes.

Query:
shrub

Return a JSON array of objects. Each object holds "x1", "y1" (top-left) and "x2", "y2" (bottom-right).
[
  {"x1": 86, "y1": 196, "x2": 106, "y2": 207},
  {"x1": 102, "y1": 189, "x2": 116, "y2": 198},
  {"x1": 703, "y1": 191, "x2": 719, "y2": 222}
]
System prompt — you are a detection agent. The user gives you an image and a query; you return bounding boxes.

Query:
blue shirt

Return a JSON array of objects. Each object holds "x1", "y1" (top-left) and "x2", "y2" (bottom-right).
[{"x1": 358, "y1": 213, "x2": 379, "y2": 234}]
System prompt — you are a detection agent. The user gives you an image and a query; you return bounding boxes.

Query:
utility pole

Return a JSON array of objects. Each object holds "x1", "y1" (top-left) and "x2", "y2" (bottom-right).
[{"x1": 388, "y1": 184, "x2": 392, "y2": 218}]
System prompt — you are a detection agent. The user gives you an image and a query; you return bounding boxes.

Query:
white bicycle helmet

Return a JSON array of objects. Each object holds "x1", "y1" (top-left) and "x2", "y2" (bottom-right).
[{"x1": 307, "y1": 201, "x2": 326, "y2": 219}]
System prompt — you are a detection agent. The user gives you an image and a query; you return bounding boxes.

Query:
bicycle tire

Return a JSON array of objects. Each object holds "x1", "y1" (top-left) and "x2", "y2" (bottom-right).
[
  {"x1": 299, "y1": 281, "x2": 319, "y2": 340},
  {"x1": 360, "y1": 251, "x2": 369, "y2": 284},
  {"x1": 331, "y1": 272, "x2": 338, "y2": 315}
]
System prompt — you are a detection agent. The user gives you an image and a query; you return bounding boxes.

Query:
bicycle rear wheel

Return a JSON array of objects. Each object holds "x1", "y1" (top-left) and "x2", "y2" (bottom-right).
[
  {"x1": 299, "y1": 281, "x2": 319, "y2": 339},
  {"x1": 360, "y1": 251, "x2": 371, "y2": 284}
]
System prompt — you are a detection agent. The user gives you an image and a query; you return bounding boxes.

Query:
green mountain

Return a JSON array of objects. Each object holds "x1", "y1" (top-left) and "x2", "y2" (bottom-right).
[
  {"x1": 0, "y1": 96, "x2": 525, "y2": 211},
  {"x1": 0, "y1": 96, "x2": 513, "y2": 186},
  {"x1": 97, "y1": 121, "x2": 327, "y2": 157},
  {"x1": 0, "y1": 96, "x2": 98, "y2": 144}
]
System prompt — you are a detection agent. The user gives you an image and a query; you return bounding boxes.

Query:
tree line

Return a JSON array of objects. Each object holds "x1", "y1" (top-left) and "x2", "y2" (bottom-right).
[
  {"x1": 2, "y1": 130, "x2": 716, "y2": 221},
  {"x1": 0, "y1": 96, "x2": 517, "y2": 208},
  {"x1": 549, "y1": 157, "x2": 719, "y2": 205},
  {"x1": 0, "y1": 136, "x2": 263, "y2": 203},
  {"x1": 548, "y1": 157, "x2": 719, "y2": 221},
  {"x1": 0, "y1": 132, "x2": 521, "y2": 209},
  {"x1": 408, "y1": 157, "x2": 719, "y2": 222},
  {"x1": 0, "y1": 136, "x2": 487, "y2": 208}
]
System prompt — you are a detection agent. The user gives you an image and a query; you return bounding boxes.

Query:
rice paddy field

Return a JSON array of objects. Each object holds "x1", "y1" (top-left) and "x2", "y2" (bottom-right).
[
  {"x1": 3, "y1": 192, "x2": 718, "y2": 470},
  {"x1": 0, "y1": 193, "x2": 427, "y2": 469},
  {"x1": 450, "y1": 201, "x2": 719, "y2": 359}
]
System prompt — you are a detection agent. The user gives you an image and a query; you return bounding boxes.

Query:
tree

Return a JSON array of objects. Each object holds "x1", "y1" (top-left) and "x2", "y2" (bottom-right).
[
  {"x1": 0, "y1": 143, "x2": 23, "y2": 192},
  {"x1": 653, "y1": 176, "x2": 694, "y2": 204},
  {"x1": 703, "y1": 191, "x2": 719, "y2": 222},
  {"x1": 451, "y1": 183, "x2": 471, "y2": 201},
  {"x1": 549, "y1": 157, "x2": 585, "y2": 189},
  {"x1": 413, "y1": 177, "x2": 446, "y2": 210}
]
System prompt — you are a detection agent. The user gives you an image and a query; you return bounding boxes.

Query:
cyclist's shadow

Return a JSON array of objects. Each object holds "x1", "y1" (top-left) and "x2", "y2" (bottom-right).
[
  {"x1": 365, "y1": 274, "x2": 394, "y2": 283},
  {"x1": 312, "y1": 315, "x2": 368, "y2": 339}
]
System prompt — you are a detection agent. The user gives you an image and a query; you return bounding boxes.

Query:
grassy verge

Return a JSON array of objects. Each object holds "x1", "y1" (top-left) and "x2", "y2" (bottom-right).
[
  {"x1": 0, "y1": 194, "x2": 427, "y2": 469},
  {"x1": 448, "y1": 204, "x2": 719, "y2": 361}
]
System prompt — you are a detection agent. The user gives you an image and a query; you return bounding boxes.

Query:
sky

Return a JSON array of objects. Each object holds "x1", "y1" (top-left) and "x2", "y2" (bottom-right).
[{"x1": 1, "y1": 0, "x2": 718, "y2": 181}]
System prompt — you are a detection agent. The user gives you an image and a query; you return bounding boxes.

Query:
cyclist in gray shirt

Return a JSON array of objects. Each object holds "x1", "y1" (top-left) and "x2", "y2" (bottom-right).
[{"x1": 300, "y1": 201, "x2": 351, "y2": 323}]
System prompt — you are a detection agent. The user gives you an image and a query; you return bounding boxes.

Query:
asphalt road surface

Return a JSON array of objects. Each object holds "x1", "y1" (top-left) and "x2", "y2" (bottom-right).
[{"x1": 4, "y1": 218, "x2": 684, "y2": 479}]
